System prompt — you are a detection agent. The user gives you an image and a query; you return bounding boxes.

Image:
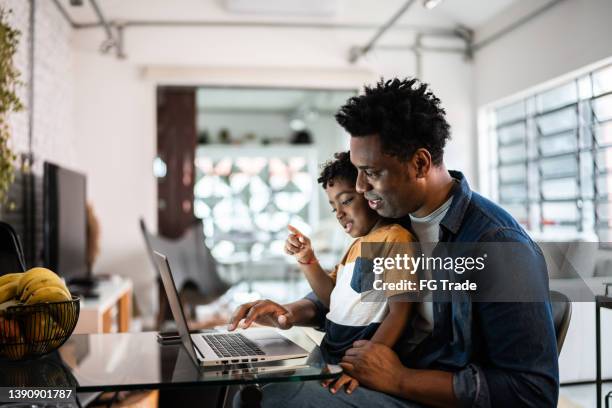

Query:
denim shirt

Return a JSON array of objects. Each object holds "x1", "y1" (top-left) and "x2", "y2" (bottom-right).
[{"x1": 305, "y1": 171, "x2": 559, "y2": 407}]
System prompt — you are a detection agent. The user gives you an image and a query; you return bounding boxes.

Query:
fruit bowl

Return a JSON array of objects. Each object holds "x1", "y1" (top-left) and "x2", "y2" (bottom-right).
[{"x1": 0, "y1": 296, "x2": 80, "y2": 361}]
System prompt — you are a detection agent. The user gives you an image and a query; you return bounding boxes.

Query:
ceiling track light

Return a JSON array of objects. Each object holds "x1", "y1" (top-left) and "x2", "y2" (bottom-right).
[
  {"x1": 423, "y1": 0, "x2": 443, "y2": 10},
  {"x1": 69, "y1": 0, "x2": 84, "y2": 5}
]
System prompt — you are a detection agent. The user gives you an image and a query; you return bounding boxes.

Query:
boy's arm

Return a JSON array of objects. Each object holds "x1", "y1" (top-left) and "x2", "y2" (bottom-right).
[
  {"x1": 370, "y1": 226, "x2": 417, "y2": 347},
  {"x1": 370, "y1": 300, "x2": 412, "y2": 347},
  {"x1": 285, "y1": 225, "x2": 336, "y2": 307}
]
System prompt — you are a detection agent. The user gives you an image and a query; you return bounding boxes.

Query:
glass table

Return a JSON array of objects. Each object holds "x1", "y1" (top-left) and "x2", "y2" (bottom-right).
[{"x1": 0, "y1": 328, "x2": 342, "y2": 407}]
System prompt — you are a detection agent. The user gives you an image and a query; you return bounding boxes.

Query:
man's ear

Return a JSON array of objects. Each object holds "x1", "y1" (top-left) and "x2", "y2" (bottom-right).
[{"x1": 412, "y1": 149, "x2": 432, "y2": 178}]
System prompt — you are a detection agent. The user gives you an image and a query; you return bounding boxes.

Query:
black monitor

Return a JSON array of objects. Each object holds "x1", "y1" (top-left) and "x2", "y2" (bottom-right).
[{"x1": 43, "y1": 162, "x2": 90, "y2": 285}]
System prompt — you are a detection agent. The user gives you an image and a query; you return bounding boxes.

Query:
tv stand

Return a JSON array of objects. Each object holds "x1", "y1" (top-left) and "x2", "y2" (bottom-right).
[
  {"x1": 69, "y1": 277, "x2": 101, "y2": 299},
  {"x1": 73, "y1": 275, "x2": 132, "y2": 333},
  {"x1": 69, "y1": 277, "x2": 99, "y2": 288}
]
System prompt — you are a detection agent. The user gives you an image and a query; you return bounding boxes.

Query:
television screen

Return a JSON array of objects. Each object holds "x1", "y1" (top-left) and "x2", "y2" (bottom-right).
[{"x1": 43, "y1": 162, "x2": 88, "y2": 283}]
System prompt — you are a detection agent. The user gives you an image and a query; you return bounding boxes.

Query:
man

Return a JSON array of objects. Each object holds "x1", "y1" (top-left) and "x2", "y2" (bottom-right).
[{"x1": 228, "y1": 78, "x2": 559, "y2": 407}]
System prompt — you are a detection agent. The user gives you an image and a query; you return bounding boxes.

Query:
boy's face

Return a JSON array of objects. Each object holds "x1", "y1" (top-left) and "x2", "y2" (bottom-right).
[{"x1": 325, "y1": 178, "x2": 380, "y2": 238}]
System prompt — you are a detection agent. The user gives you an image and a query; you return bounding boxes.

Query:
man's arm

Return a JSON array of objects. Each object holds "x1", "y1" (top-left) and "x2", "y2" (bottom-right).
[
  {"x1": 340, "y1": 340, "x2": 458, "y2": 408},
  {"x1": 227, "y1": 297, "x2": 322, "y2": 330},
  {"x1": 283, "y1": 297, "x2": 321, "y2": 327},
  {"x1": 455, "y1": 302, "x2": 558, "y2": 407}
]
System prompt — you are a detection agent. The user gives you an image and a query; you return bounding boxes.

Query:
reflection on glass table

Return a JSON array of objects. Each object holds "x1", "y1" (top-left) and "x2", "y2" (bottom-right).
[{"x1": 51, "y1": 328, "x2": 340, "y2": 392}]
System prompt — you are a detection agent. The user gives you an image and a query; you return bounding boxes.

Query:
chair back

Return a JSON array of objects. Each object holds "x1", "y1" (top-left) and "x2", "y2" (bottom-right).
[
  {"x1": 550, "y1": 290, "x2": 572, "y2": 355},
  {"x1": 139, "y1": 218, "x2": 230, "y2": 298},
  {"x1": 0, "y1": 221, "x2": 27, "y2": 274}
]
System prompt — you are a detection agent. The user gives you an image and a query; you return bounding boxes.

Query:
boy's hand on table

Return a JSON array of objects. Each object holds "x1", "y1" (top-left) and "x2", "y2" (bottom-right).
[
  {"x1": 285, "y1": 225, "x2": 317, "y2": 265},
  {"x1": 322, "y1": 373, "x2": 359, "y2": 394},
  {"x1": 227, "y1": 300, "x2": 295, "y2": 331}
]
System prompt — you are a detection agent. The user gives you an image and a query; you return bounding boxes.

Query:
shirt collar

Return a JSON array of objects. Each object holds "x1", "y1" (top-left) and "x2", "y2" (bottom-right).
[{"x1": 439, "y1": 170, "x2": 472, "y2": 235}]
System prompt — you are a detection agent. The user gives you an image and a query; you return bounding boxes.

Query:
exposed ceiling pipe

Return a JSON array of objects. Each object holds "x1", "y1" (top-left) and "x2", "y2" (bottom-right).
[
  {"x1": 376, "y1": 45, "x2": 465, "y2": 54},
  {"x1": 348, "y1": 0, "x2": 418, "y2": 64},
  {"x1": 89, "y1": 0, "x2": 121, "y2": 57},
  {"x1": 77, "y1": 20, "x2": 455, "y2": 36},
  {"x1": 51, "y1": 0, "x2": 77, "y2": 28}
]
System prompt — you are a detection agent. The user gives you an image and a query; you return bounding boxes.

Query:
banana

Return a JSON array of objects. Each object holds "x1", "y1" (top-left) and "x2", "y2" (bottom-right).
[
  {"x1": 17, "y1": 268, "x2": 60, "y2": 297},
  {"x1": 0, "y1": 282, "x2": 19, "y2": 303},
  {"x1": 20, "y1": 276, "x2": 70, "y2": 303},
  {"x1": 0, "y1": 273, "x2": 23, "y2": 287},
  {"x1": 24, "y1": 286, "x2": 71, "y2": 305}
]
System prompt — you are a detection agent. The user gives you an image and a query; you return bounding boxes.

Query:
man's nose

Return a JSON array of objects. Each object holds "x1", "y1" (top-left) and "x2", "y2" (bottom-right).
[{"x1": 355, "y1": 170, "x2": 371, "y2": 194}]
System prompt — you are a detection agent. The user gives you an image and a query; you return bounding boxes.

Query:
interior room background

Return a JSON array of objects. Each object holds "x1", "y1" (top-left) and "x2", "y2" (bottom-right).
[{"x1": 0, "y1": 0, "x2": 611, "y2": 393}]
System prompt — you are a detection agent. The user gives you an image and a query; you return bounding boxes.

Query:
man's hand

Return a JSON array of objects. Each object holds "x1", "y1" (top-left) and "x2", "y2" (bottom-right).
[
  {"x1": 339, "y1": 340, "x2": 404, "y2": 395},
  {"x1": 321, "y1": 373, "x2": 359, "y2": 394},
  {"x1": 227, "y1": 299, "x2": 294, "y2": 331}
]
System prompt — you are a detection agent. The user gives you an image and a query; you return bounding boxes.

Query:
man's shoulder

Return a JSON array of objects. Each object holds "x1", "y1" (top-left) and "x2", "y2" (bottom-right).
[{"x1": 460, "y1": 192, "x2": 532, "y2": 243}]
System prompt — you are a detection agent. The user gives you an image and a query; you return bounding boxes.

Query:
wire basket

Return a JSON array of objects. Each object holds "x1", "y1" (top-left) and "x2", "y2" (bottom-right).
[{"x1": 0, "y1": 296, "x2": 80, "y2": 361}]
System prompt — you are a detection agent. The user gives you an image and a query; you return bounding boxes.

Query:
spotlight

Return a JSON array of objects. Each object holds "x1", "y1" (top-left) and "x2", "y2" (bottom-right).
[
  {"x1": 69, "y1": 0, "x2": 84, "y2": 6},
  {"x1": 423, "y1": 0, "x2": 442, "y2": 9}
]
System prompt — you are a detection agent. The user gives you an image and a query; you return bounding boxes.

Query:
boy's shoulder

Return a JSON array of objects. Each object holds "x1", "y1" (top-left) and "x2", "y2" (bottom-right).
[{"x1": 362, "y1": 223, "x2": 416, "y2": 243}]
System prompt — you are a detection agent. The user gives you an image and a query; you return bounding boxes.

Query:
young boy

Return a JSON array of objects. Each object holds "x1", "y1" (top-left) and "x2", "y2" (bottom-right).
[{"x1": 285, "y1": 151, "x2": 418, "y2": 394}]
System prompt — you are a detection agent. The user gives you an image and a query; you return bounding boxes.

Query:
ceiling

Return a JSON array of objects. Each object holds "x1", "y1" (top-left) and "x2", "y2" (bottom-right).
[
  {"x1": 58, "y1": 0, "x2": 520, "y2": 31},
  {"x1": 60, "y1": 0, "x2": 521, "y2": 112}
]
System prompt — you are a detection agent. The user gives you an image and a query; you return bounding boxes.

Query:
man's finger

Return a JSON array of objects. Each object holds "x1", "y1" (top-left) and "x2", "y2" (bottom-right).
[
  {"x1": 244, "y1": 302, "x2": 286, "y2": 327},
  {"x1": 276, "y1": 313, "x2": 292, "y2": 329},
  {"x1": 341, "y1": 354, "x2": 358, "y2": 364},
  {"x1": 228, "y1": 302, "x2": 256, "y2": 330},
  {"x1": 343, "y1": 347, "x2": 362, "y2": 357},
  {"x1": 243, "y1": 302, "x2": 268, "y2": 327},
  {"x1": 352, "y1": 339, "x2": 369, "y2": 348},
  {"x1": 339, "y1": 362, "x2": 354, "y2": 373}
]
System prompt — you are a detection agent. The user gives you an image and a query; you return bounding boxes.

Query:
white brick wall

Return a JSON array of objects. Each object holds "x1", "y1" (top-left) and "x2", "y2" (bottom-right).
[
  {"x1": 0, "y1": 0, "x2": 75, "y2": 173},
  {"x1": 1, "y1": 0, "x2": 30, "y2": 156}
]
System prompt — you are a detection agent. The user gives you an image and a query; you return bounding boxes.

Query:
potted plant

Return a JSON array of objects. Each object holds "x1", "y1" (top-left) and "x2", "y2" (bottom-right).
[{"x1": 0, "y1": 7, "x2": 23, "y2": 206}]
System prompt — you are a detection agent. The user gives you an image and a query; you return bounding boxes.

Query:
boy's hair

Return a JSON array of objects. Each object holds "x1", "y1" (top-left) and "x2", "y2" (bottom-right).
[
  {"x1": 318, "y1": 151, "x2": 357, "y2": 189},
  {"x1": 335, "y1": 78, "x2": 450, "y2": 165}
]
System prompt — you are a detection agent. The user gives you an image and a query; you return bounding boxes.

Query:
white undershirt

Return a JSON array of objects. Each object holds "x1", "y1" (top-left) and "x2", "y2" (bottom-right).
[{"x1": 409, "y1": 196, "x2": 453, "y2": 333}]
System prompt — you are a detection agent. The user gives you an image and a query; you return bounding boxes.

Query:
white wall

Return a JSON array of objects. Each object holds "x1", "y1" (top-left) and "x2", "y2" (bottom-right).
[
  {"x1": 474, "y1": 0, "x2": 612, "y2": 106},
  {"x1": 0, "y1": 0, "x2": 76, "y2": 170},
  {"x1": 72, "y1": 52, "x2": 158, "y2": 323}
]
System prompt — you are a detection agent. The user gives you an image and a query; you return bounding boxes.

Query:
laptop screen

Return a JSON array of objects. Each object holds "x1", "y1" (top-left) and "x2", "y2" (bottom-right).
[{"x1": 154, "y1": 251, "x2": 200, "y2": 364}]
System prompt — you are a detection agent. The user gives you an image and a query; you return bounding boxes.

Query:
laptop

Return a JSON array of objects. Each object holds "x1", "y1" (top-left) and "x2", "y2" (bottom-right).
[{"x1": 154, "y1": 251, "x2": 309, "y2": 367}]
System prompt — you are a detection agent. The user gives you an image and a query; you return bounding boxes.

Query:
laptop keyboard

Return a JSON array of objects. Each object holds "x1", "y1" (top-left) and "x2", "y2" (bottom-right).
[{"x1": 203, "y1": 333, "x2": 265, "y2": 358}]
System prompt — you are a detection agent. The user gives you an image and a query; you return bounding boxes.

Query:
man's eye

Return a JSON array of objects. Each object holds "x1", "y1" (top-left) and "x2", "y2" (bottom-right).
[
  {"x1": 331, "y1": 208, "x2": 337, "y2": 213},
  {"x1": 341, "y1": 198, "x2": 353, "y2": 206},
  {"x1": 365, "y1": 170, "x2": 377, "y2": 178}
]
